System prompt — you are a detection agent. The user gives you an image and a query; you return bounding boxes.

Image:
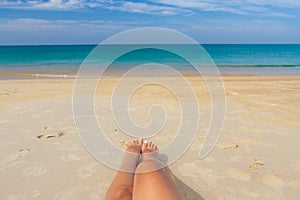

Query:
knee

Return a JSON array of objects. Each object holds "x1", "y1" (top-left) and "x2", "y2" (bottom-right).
[{"x1": 113, "y1": 186, "x2": 132, "y2": 200}]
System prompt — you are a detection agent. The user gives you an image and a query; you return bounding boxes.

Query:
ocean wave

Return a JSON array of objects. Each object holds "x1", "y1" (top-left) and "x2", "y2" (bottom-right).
[
  {"x1": 32, "y1": 73, "x2": 112, "y2": 79},
  {"x1": 32, "y1": 74, "x2": 76, "y2": 78}
]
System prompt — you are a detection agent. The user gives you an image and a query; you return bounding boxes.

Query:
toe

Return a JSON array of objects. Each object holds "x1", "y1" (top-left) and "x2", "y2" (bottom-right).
[
  {"x1": 151, "y1": 143, "x2": 155, "y2": 150},
  {"x1": 152, "y1": 143, "x2": 157, "y2": 150},
  {"x1": 149, "y1": 142, "x2": 153, "y2": 149},
  {"x1": 147, "y1": 141, "x2": 153, "y2": 148},
  {"x1": 138, "y1": 138, "x2": 143, "y2": 145},
  {"x1": 142, "y1": 142, "x2": 147, "y2": 152}
]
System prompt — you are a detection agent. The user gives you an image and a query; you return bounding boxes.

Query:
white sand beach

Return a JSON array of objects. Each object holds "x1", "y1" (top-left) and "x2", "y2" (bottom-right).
[{"x1": 0, "y1": 74, "x2": 300, "y2": 199}]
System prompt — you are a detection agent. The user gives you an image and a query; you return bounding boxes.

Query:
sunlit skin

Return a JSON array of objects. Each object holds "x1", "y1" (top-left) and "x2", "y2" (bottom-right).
[{"x1": 105, "y1": 139, "x2": 184, "y2": 200}]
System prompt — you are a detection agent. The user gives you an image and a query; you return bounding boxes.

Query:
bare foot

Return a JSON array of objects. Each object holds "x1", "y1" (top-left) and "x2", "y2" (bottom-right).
[
  {"x1": 125, "y1": 139, "x2": 143, "y2": 154},
  {"x1": 141, "y1": 140, "x2": 160, "y2": 162},
  {"x1": 141, "y1": 140, "x2": 159, "y2": 154},
  {"x1": 120, "y1": 139, "x2": 143, "y2": 173},
  {"x1": 137, "y1": 140, "x2": 163, "y2": 173}
]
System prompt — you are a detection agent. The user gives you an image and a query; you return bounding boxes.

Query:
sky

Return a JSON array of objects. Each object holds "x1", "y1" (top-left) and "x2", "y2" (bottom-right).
[{"x1": 0, "y1": 0, "x2": 300, "y2": 45}]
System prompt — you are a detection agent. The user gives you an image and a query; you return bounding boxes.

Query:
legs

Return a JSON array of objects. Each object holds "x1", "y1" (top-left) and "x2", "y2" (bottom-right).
[
  {"x1": 105, "y1": 139, "x2": 143, "y2": 200},
  {"x1": 105, "y1": 140, "x2": 184, "y2": 200},
  {"x1": 132, "y1": 141, "x2": 184, "y2": 200}
]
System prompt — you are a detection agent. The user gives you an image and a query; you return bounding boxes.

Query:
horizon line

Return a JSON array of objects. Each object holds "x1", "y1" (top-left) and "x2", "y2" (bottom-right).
[{"x1": 1, "y1": 43, "x2": 300, "y2": 46}]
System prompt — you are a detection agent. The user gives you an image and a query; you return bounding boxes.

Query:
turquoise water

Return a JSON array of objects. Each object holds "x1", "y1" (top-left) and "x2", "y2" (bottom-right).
[{"x1": 0, "y1": 44, "x2": 300, "y2": 75}]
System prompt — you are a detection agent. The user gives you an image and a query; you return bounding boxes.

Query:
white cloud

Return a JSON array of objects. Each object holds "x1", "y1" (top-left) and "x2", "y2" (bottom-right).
[
  {"x1": 0, "y1": 0, "x2": 187, "y2": 15},
  {"x1": 0, "y1": 0, "x2": 298, "y2": 17},
  {"x1": 153, "y1": 0, "x2": 300, "y2": 9},
  {"x1": 0, "y1": 17, "x2": 160, "y2": 44},
  {"x1": 0, "y1": 17, "x2": 148, "y2": 33},
  {"x1": 151, "y1": 0, "x2": 297, "y2": 17},
  {"x1": 32, "y1": 0, "x2": 84, "y2": 9},
  {"x1": 0, "y1": 0, "x2": 23, "y2": 6},
  {"x1": 0, "y1": 0, "x2": 88, "y2": 10},
  {"x1": 106, "y1": 1, "x2": 188, "y2": 15},
  {"x1": 0, "y1": 18, "x2": 64, "y2": 31},
  {"x1": 245, "y1": 0, "x2": 300, "y2": 8}
]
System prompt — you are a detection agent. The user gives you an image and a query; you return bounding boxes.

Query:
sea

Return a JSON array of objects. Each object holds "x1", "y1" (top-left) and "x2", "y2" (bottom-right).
[{"x1": 0, "y1": 44, "x2": 300, "y2": 78}]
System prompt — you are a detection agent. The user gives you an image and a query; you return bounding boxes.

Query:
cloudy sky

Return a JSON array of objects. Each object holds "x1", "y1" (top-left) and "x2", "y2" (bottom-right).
[{"x1": 0, "y1": 0, "x2": 299, "y2": 44}]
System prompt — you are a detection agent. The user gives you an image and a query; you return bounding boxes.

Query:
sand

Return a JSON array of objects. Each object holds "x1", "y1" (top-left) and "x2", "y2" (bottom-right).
[{"x1": 0, "y1": 74, "x2": 300, "y2": 199}]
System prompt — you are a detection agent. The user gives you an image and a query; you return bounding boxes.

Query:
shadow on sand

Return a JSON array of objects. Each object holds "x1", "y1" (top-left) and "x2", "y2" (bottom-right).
[
  {"x1": 159, "y1": 154, "x2": 204, "y2": 200},
  {"x1": 174, "y1": 175, "x2": 205, "y2": 200}
]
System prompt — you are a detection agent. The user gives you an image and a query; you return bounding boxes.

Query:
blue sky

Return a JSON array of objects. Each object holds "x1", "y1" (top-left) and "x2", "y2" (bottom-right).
[{"x1": 0, "y1": 0, "x2": 300, "y2": 44}]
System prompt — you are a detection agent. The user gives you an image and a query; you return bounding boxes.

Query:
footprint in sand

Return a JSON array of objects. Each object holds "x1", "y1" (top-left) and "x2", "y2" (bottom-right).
[
  {"x1": 119, "y1": 140, "x2": 126, "y2": 146},
  {"x1": 0, "y1": 148, "x2": 30, "y2": 171},
  {"x1": 30, "y1": 190, "x2": 40, "y2": 198},
  {"x1": 1, "y1": 89, "x2": 19, "y2": 96},
  {"x1": 224, "y1": 143, "x2": 239, "y2": 150},
  {"x1": 203, "y1": 156, "x2": 215, "y2": 162},
  {"x1": 219, "y1": 142, "x2": 239, "y2": 150},
  {"x1": 60, "y1": 154, "x2": 83, "y2": 162},
  {"x1": 261, "y1": 174, "x2": 284, "y2": 188},
  {"x1": 19, "y1": 162, "x2": 47, "y2": 176},
  {"x1": 55, "y1": 188, "x2": 76, "y2": 199},
  {"x1": 31, "y1": 110, "x2": 52, "y2": 118},
  {"x1": 76, "y1": 162, "x2": 99, "y2": 178},
  {"x1": 230, "y1": 155, "x2": 247, "y2": 162},
  {"x1": 0, "y1": 92, "x2": 10, "y2": 96},
  {"x1": 37, "y1": 132, "x2": 66, "y2": 139},
  {"x1": 248, "y1": 159, "x2": 264, "y2": 170},
  {"x1": 227, "y1": 168, "x2": 252, "y2": 181},
  {"x1": 19, "y1": 148, "x2": 30, "y2": 153}
]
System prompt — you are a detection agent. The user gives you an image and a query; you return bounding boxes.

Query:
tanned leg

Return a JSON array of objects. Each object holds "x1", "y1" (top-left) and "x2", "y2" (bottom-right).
[
  {"x1": 132, "y1": 141, "x2": 184, "y2": 200},
  {"x1": 105, "y1": 139, "x2": 143, "y2": 200}
]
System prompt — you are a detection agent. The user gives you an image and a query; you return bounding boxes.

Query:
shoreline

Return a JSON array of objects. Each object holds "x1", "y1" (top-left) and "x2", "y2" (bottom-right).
[{"x1": 1, "y1": 67, "x2": 300, "y2": 80}]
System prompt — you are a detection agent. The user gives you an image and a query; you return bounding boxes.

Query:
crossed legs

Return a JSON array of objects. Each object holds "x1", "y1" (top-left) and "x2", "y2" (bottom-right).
[{"x1": 105, "y1": 139, "x2": 184, "y2": 200}]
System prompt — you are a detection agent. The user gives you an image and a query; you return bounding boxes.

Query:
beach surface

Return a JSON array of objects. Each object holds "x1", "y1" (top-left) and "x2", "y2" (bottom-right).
[{"x1": 0, "y1": 74, "x2": 300, "y2": 199}]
